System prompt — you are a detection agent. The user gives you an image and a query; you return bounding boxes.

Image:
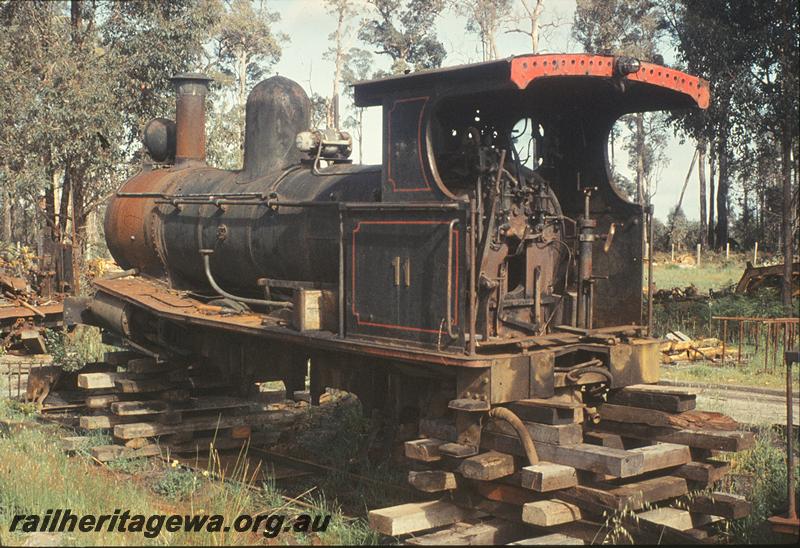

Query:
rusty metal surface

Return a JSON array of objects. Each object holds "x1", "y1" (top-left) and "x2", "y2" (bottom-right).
[
  {"x1": 0, "y1": 303, "x2": 62, "y2": 321},
  {"x1": 172, "y1": 73, "x2": 212, "y2": 165},
  {"x1": 104, "y1": 168, "x2": 175, "y2": 275},
  {"x1": 92, "y1": 277, "x2": 495, "y2": 368},
  {"x1": 735, "y1": 261, "x2": 800, "y2": 295},
  {"x1": 354, "y1": 54, "x2": 709, "y2": 109}
]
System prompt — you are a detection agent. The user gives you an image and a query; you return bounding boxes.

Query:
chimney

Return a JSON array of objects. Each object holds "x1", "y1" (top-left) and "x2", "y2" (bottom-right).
[{"x1": 171, "y1": 73, "x2": 213, "y2": 166}]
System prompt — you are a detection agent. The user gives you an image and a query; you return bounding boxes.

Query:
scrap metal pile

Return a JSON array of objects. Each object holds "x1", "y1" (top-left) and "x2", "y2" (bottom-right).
[{"x1": 0, "y1": 247, "x2": 64, "y2": 356}]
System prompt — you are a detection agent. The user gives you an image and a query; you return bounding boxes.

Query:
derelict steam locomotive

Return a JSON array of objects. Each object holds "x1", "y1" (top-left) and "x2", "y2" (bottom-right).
[{"x1": 66, "y1": 54, "x2": 709, "y2": 448}]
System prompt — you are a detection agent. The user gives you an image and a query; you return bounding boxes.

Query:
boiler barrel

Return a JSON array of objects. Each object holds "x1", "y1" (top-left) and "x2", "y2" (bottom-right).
[{"x1": 105, "y1": 164, "x2": 381, "y2": 295}]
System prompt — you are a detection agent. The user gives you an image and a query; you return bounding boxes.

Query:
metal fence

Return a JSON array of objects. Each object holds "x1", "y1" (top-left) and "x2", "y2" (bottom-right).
[
  {"x1": 0, "y1": 355, "x2": 52, "y2": 400},
  {"x1": 713, "y1": 316, "x2": 799, "y2": 370}
]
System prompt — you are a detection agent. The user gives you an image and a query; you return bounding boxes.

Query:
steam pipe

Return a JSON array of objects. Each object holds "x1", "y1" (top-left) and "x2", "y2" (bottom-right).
[{"x1": 199, "y1": 249, "x2": 292, "y2": 308}]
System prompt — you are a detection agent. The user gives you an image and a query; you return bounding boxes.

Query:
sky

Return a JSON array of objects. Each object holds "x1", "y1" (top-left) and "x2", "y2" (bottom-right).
[{"x1": 266, "y1": 0, "x2": 703, "y2": 222}]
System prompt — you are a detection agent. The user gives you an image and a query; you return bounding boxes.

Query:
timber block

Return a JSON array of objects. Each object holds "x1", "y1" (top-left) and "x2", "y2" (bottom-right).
[
  {"x1": 508, "y1": 399, "x2": 583, "y2": 425},
  {"x1": 637, "y1": 507, "x2": 694, "y2": 531},
  {"x1": 91, "y1": 444, "x2": 160, "y2": 462},
  {"x1": 406, "y1": 518, "x2": 528, "y2": 546},
  {"x1": 486, "y1": 419, "x2": 583, "y2": 445},
  {"x1": 520, "y1": 462, "x2": 577, "y2": 492},
  {"x1": 629, "y1": 443, "x2": 691, "y2": 473},
  {"x1": 125, "y1": 358, "x2": 159, "y2": 374},
  {"x1": 672, "y1": 460, "x2": 730, "y2": 485},
  {"x1": 405, "y1": 438, "x2": 445, "y2": 462},
  {"x1": 439, "y1": 442, "x2": 479, "y2": 458},
  {"x1": 407, "y1": 470, "x2": 457, "y2": 493},
  {"x1": 607, "y1": 385, "x2": 696, "y2": 412},
  {"x1": 368, "y1": 500, "x2": 483, "y2": 536},
  {"x1": 458, "y1": 451, "x2": 515, "y2": 481},
  {"x1": 509, "y1": 533, "x2": 585, "y2": 545},
  {"x1": 522, "y1": 500, "x2": 582, "y2": 527},
  {"x1": 686, "y1": 492, "x2": 751, "y2": 520}
]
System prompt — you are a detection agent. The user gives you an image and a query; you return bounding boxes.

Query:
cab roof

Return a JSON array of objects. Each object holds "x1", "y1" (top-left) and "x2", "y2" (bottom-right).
[{"x1": 353, "y1": 53, "x2": 709, "y2": 111}]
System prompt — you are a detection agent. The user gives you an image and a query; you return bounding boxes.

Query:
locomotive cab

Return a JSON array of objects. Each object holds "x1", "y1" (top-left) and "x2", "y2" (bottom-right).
[{"x1": 350, "y1": 54, "x2": 709, "y2": 348}]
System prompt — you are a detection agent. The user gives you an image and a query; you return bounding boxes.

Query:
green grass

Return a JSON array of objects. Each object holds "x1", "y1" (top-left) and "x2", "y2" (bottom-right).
[
  {"x1": 0, "y1": 398, "x2": 378, "y2": 545},
  {"x1": 660, "y1": 343, "x2": 788, "y2": 389},
  {"x1": 653, "y1": 259, "x2": 744, "y2": 293}
]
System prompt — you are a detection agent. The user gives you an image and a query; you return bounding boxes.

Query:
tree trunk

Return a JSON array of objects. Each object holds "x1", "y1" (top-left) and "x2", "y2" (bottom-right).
[
  {"x1": 781, "y1": 129, "x2": 794, "y2": 306},
  {"x1": 674, "y1": 147, "x2": 697, "y2": 215},
  {"x1": 46, "y1": 170, "x2": 58, "y2": 241},
  {"x1": 635, "y1": 113, "x2": 645, "y2": 205},
  {"x1": 708, "y1": 142, "x2": 716, "y2": 249},
  {"x1": 715, "y1": 135, "x2": 729, "y2": 250},
  {"x1": 530, "y1": 0, "x2": 544, "y2": 53},
  {"x1": 70, "y1": 165, "x2": 88, "y2": 295},
  {"x1": 698, "y1": 139, "x2": 707, "y2": 248},
  {"x1": 59, "y1": 165, "x2": 71, "y2": 239},
  {"x1": 237, "y1": 47, "x2": 248, "y2": 167},
  {"x1": 1, "y1": 170, "x2": 11, "y2": 242},
  {"x1": 332, "y1": 7, "x2": 344, "y2": 128},
  {"x1": 780, "y1": 0, "x2": 795, "y2": 308}
]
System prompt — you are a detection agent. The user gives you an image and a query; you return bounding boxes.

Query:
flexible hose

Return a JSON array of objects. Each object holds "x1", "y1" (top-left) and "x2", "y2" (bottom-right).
[
  {"x1": 200, "y1": 250, "x2": 292, "y2": 308},
  {"x1": 487, "y1": 407, "x2": 539, "y2": 465}
]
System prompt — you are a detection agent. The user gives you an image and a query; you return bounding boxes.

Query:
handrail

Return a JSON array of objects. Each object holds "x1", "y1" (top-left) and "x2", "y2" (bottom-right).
[{"x1": 446, "y1": 219, "x2": 459, "y2": 339}]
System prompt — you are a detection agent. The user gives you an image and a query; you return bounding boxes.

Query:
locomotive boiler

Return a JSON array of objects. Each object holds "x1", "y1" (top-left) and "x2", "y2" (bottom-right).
[{"x1": 67, "y1": 54, "x2": 709, "y2": 451}]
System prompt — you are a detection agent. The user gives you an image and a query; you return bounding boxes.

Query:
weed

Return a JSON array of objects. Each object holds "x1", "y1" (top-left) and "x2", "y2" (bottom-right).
[
  {"x1": 257, "y1": 475, "x2": 285, "y2": 510},
  {"x1": 153, "y1": 468, "x2": 199, "y2": 500},
  {"x1": 303, "y1": 492, "x2": 379, "y2": 545},
  {"x1": 715, "y1": 426, "x2": 800, "y2": 544},
  {"x1": 71, "y1": 431, "x2": 113, "y2": 458},
  {"x1": 295, "y1": 398, "x2": 378, "y2": 470},
  {"x1": 601, "y1": 505, "x2": 636, "y2": 544},
  {"x1": 106, "y1": 456, "x2": 152, "y2": 475},
  {"x1": 44, "y1": 326, "x2": 115, "y2": 372}
]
